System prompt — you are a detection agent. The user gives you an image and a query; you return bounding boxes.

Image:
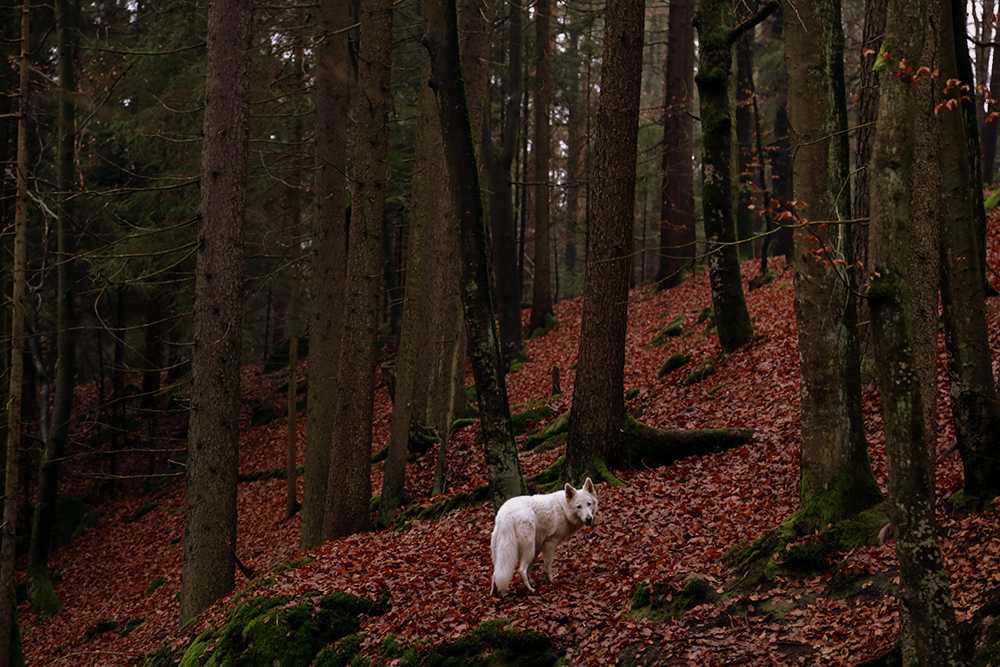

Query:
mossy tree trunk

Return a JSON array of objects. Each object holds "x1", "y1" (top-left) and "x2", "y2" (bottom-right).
[
  {"x1": 695, "y1": 0, "x2": 753, "y2": 354},
  {"x1": 868, "y1": 0, "x2": 964, "y2": 661},
  {"x1": 301, "y1": 0, "x2": 350, "y2": 551},
  {"x1": 783, "y1": 0, "x2": 883, "y2": 533},
  {"x1": 564, "y1": 0, "x2": 646, "y2": 484},
  {"x1": 423, "y1": 0, "x2": 526, "y2": 510},
  {"x1": 179, "y1": 0, "x2": 250, "y2": 626},
  {"x1": 323, "y1": 0, "x2": 394, "y2": 540},
  {"x1": 937, "y1": 0, "x2": 1000, "y2": 502}
]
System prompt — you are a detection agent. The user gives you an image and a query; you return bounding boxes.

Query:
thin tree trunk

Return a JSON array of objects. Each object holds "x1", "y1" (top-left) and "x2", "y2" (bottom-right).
[
  {"x1": 423, "y1": 0, "x2": 526, "y2": 510},
  {"x1": 0, "y1": 0, "x2": 30, "y2": 659},
  {"x1": 565, "y1": 0, "x2": 646, "y2": 483},
  {"x1": 178, "y1": 0, "x2": 250, "y2": 626},
  {"x1": 784, "y1": 0, "x2": 882, "y2": 531},
  {"x1": 695, "y1": 0, "x2": 754, "y2": 354},
  {"x1": 301, "y1": 0, "x2": 350, "y2": 550},
  {"x1": 324, "y1": 0, "x2": 394, "y2": 540},
  {"x1": 657, "y1": 0, "x2": 696, "y2": 288},
  {"x1": 284, "y1": 76, "x2": 303, "y2": 521},
  {"x1": 529, "y1": 0, "x2": 554, "y2": 334}
]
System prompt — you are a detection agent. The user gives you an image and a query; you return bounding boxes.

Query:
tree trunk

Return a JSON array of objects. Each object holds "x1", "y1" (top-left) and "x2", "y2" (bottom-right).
[
  {"x1": 868, "y1": 0, "x2": 964, "y2": 660},
  {"x1": 423, "y1": 0, "x2": 526, "y2": 510},
  {"x1": 784, "y1": 0, "x2": 883, "y2": 533},
  {"x1": 284, "y1": 62, "x2": 303, "y2": 521},
  {"x1": 853, "y1": 0, "x2": 886, "y2": 371},
  {"x1": 565, "y1": 0, "x2": 646, "y2": 483},
  {"x1": 983, "y1": 21, "x2": 1000, "y2": 184},
  {"x1": 28, "y1": 0, "x2": 78, "y2": 617},
  {"x1": 656, "y1": 0, "x2": 696, "y2": 288},
  {"x1": 487, "y1": 0, "x2": 524, "y2": 366},
  {"x1": 734, "y1": 1, "x2": 755, "y2": 260},
  {"x1": 324, "y1": 0, "x2": 394, "y2": 540},
  {"x1": 529, "y1": 0, "x2": 554, "y2": 335},
  {"x1": 178, "y1": 0, "x2": 250, "y2": 626},
  {"x1": 0, "y1": 0, "x2": 30, "y2": 660},
  {"x1": 301, "y1": 0, "x2": 351, "y2": 550},
  {"x1": 564, "y1": 23, "x2": 585, "y2": 278},
  {"x1": 937, "y1": 0, "x2": 1000, "y2": 502},
  {"x1": 695, "y1": 0, "x2": 754, "y2": 354}
]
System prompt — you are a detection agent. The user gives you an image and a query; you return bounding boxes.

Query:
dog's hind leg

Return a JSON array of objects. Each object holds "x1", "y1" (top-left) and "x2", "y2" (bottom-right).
[{"x1": 514, "y1": 524, "x2": 537, "y2": 593}]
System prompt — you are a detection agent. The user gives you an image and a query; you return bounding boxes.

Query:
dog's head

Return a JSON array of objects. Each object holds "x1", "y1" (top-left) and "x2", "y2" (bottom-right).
[{"x1": 564, "y1": 477, "x2": 598, "y2": 527}]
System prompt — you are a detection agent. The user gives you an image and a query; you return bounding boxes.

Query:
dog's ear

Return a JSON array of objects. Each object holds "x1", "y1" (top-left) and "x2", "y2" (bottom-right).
[
  {"x1": 583, "y1": 477, "x2": 594, "y2": 494},
  {"x1": 564, "y1": 482, "x2": 576, "y2": 499}
]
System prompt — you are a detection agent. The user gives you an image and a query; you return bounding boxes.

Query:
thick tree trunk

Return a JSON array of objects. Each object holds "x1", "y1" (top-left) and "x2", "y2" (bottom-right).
[
  {"x1": 301, "y1": 0, "x2": 350, "y2": 551},
  {"x1": 178, "y1": 0, "x2": 250, "y2": 626},
  {"x1": 617, "y1": 422, "x2": 754, "y2": 469},
  {"x1": 565, "y1": 0, "x2": 646, "y2": 483},
  {"x1": 423, "y1": 0, "x2": 526, "y2": 510},
  {"x1": 868, "y1": 0, "x2": 964, "y2": 660},
  {"x1": 937, "y1": 0, "x2": 1000, "y2": 502},
  {"x1": 28, "y1": 0, "x2": 78, "y2": 616},
  {"x1": 529, "y1": 0, "x2": 554, "y2": 335},
  {"x1": 324, "y1": 0, "x2": 394, "y2": 540},
  {"x1": 695, "y1": 0, "x2": 753, "y2": 354},
  {"x1": 784, "y1": 0, "x2": 883, "y2": 531},
  {"x1": 656, "y1": 0, "x2": 696, "y2": 288}
]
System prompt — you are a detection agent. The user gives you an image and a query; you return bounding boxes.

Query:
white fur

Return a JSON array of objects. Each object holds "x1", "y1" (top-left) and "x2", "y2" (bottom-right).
[{"x1": 490, "y1": 477, "x2": 599, "y2": 594}]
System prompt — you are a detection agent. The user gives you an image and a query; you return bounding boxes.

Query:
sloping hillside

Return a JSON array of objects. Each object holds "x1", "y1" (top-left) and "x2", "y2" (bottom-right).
[{"x1": 20, "y1": 216, "x2": 1000, "y2": 665}]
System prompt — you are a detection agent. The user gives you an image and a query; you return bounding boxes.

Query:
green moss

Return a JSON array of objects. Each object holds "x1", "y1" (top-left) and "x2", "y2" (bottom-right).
[
  {"x1": 872, "y1": 41, "x2": 893, "y2": 74},
  {"x1": 683, "y1": 359, "x2": 716, "y2": 385},
  {"x1": 28, "y1": 570, "x2": 62, "y2": 618},
  {"x1": 630, "y1": 577, "x2": 716, "y2": 622},
  {"x1": 646, "y1": 317, "x2": 684, "y2": 348},
  {"x1": 120, "y1": 617, "x2": 145, "y2": 638},
  {"x1": 145, "y1": 577, "x2": 165, "y2": 595},
  {"x1": 625, "y1": 387, "x2": 640, "y2": 400},
  {"x1": 865, "y1": 271, "x2": 901, "y2": 302},
  {"x1": 237, "y1": 465, "x2": 305, "y2": 483},
  {"x1": 524, "y1": 410, "x2": 570, "y2": 451},
  {"x1": 53, "y1": 496, "x2": 100, "y2": 548},
  {"x1": 706, "y1": 383, "x2": 725, "y2": 396},
  {"x1": 529, "y1": 312, "x2": 558, "y2": 339},
  {"x1": 83, "y1": 618, "x2": 118, "y2": 643},
  {"x1": 452, "y1": 417, "x2": 476, "y2": 430},
  {"x1": 393, "y1": 619, "x2": 561, "y2": 666},
  {"x1": 658, "y1": 353, "x2": 692, "y2": 378},
  {"x1": 510, "y1": 402, "x2": 556, "y2": 437}
]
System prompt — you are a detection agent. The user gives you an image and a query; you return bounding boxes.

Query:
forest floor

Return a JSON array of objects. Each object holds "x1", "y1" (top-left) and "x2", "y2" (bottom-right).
[{"x1": 18, "y1": 213, "x2": 1000, "y2": 666}]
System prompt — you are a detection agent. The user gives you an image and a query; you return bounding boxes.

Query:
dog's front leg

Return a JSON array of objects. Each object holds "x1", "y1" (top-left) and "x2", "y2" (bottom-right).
[{"x1": 542, "y1": 541, "x2": 558, "y2": 582}]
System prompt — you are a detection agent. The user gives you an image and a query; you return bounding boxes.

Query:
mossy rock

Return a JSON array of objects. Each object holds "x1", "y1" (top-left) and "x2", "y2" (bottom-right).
[
  {"x1": 658, "y1": 353, "x2": 692, "y2": 378},
  {"x1": 683, "y1": 359, "x2": 716, "y2": 386},
  {"x1": 630, "y1": 577, "x2": 717, "y2": 622},
  {"x1": 646, "y1": 317, "x2": 684, "y2": 348},
  {"x1": 237, "y1": 465, "x2": 304, "y2": 483},
  {"x1": 28, "y1": 569, "x2": 62, "y2": 618},
  {"x1": 145, "y1": 577, "x2": 165, "y2": 595},
  {"x1": 53, "y1": 496, "x2": 100, "y2": 548},
  {"x1": 250, "y1": 405, "x2": 279, "y2": 428},
  {"x1": 384, "y1": 619, "x2": 562, "y2": 667},
  {"x1": 264, "y1": 336, "x2": 310, "y2": 373},
  {"x1": 179, "y1": 592, "x2": 389, "y2": 667}
]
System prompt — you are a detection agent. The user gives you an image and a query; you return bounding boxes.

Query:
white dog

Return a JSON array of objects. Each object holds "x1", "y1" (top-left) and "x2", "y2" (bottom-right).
[{"x1": 490, "y1": 478, "x2": 599, "y2": 594}]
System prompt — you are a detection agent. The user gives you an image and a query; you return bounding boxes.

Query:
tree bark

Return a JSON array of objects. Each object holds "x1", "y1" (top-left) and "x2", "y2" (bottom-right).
[
  {"x1": 324, "y1": 0, "x2": 394, "y2": 540},
  {"x1": 868, "y1": 0, "x2": 964, "y2": 660},
  {"x1": 0, "y1": 0, "x2": 30, "y2": 659},
  {"x1": 784, "y1": 0, "x2": 883, "y2": 531},
  {"x1": 695, "y1": 0, "x2": 754, "y2": 354},
  {"x1": 284, "y1": 51, "x2": 303, "y2": 521},
  {"x1": 565, "y1": 0, "x2": 646, "y2": 483},
  {"x1": 487, "y1": 0, "x2": 525, "y2": 365},
  {"x1": 937, "y1": 0, "x2": 1000, "y2": 502},
  {"x1": 28, "y1": 0, "x2": 78, "y2": 616},
  {"x1": 301, "y1": 0, "x2": 351, "y2": 550},
  {"x1": 178, "y1": 0, "x2": 250, "y2": 626},
  {"x1": 656, "y1": 0, "x2": 696, "y2": 288},
  {"x1": 423, "y1": 0, "x2": 526, "y2": 510},
  {"x1": 529, "y1": 0, "x2": 554, "y2": 335}
]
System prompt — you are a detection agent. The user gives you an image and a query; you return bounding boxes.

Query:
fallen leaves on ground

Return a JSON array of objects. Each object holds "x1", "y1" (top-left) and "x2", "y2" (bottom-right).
[{"x1": 19, "y1": 212, "x2": 1000, "y2": 666}]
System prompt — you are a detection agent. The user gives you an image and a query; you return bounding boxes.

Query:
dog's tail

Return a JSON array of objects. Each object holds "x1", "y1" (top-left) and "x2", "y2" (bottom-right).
[{"x1": 490, "y1": 519, "x2": 518, "y2": 594}]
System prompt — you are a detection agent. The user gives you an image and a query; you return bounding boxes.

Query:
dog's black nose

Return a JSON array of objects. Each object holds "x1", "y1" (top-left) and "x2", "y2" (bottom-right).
[{"x1": 585, "y1": 517, "x2": 592, "y2": 526}]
